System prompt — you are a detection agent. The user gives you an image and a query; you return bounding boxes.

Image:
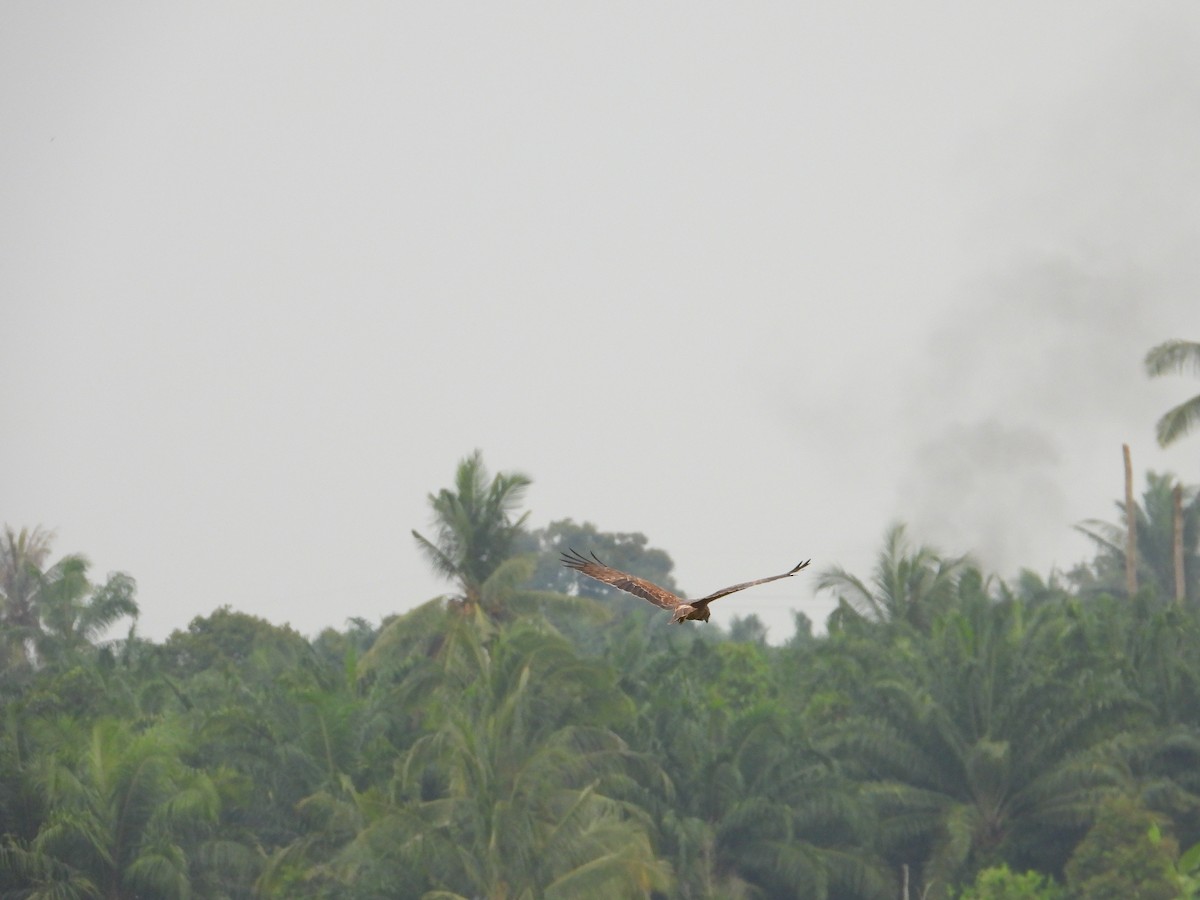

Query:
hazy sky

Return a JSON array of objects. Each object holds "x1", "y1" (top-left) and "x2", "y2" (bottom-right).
[{"x1": 4, "y1": 4, "x2": 1199, "y2": 643}]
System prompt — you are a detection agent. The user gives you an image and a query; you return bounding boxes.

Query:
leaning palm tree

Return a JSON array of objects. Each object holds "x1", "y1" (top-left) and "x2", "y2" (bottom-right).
[{"x1": 1145, "y1": 339, "x2": 1200, "y2": 447}]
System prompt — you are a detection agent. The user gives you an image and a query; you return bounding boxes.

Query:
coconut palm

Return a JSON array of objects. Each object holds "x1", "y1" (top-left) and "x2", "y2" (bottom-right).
[
  {"x1": 1145, "y1": 340, "x2": 1200, "y2": 447},
  {"x1": 412, "y1": 450, "x2": 534, "y2": 619},
  {"x1": 411, "y1": 453, "x2": 605, "y2": 628}
]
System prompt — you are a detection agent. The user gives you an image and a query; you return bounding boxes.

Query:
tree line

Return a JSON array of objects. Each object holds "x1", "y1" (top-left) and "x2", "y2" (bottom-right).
[{"x1": 2, "y1": 340, "x2": 1200, "y2": 898}]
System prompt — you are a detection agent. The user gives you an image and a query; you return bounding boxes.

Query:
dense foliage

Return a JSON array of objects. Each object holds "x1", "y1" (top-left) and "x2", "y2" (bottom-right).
[{"x1": 4, "y1": 450, "x2": 1200, "y2": 899}]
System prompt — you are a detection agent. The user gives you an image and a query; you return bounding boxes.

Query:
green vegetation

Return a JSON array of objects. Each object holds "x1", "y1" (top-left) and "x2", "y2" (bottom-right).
[{"x1": 5, "y1": 437, "x2": 1200, "y2": 898}]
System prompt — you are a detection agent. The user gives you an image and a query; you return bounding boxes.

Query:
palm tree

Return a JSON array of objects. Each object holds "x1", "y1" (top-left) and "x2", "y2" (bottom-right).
[
  {"x1": 817, "y1": 524, "x2": 968, "y2": 633},
  {"x1": 0, "y1": 526, "x2": 55, "y2": 669},
  {"x1": 0, "y1": 528, "x2": 138, "y2": 673},
  {"x1": 411, "y1": 453, "x2": 602, "y2": 628},
  {"x1": 412, "y1": 451, "x2": 535, "y2": 620},
  {"x1": 816, "y1": 578, "x2": 1141, "y2": 898},
  {"x1": 34, "y1": 559, "x2": 138, "y2": 669},
  {"x1": 1057, "y1": 592, "x2": 1200, "y2": 845}
]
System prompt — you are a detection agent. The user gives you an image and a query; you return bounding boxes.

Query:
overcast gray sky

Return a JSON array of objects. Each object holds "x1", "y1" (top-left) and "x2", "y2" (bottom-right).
[{"x1": 4, "y1": 3, "x2": 1199, "y2": 643}]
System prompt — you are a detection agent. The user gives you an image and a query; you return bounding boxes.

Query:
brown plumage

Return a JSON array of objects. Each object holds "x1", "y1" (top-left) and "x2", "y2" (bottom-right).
[{"x1": 560, "y1": 548, "x2": 811, "y2": 624}]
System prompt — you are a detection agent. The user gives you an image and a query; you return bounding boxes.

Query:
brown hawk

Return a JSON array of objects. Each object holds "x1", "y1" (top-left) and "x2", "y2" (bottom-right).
[{"x1": 561, "y1": 549, "x2": 810, "y2": 624}]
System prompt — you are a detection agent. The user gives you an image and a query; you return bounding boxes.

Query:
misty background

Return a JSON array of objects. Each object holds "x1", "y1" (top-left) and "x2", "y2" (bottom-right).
[{"x1": 4, "y1": 4, "x2": 1198, "y2": 642}]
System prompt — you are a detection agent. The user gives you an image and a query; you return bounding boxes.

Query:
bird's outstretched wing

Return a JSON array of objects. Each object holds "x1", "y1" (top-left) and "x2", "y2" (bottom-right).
[
  {"x1": 692, "y1": 559, "x2": 811, "y2": 605},
  {"x1": 560, "y1": 549, "x2": 683, "y2": 611}
]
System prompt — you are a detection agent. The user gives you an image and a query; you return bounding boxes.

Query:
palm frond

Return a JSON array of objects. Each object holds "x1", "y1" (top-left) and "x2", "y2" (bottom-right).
[
  {"x1": 816, "y1": 566, "x2": 880, "y2": 620},
  {"x1": 1144, "y1": 339, "x2": 1200, "y2": 378},
  {"x1": 123, "y1": 847, "x2": 190, "y2": 898},
  {"x1": 0, "y1": 839, "x2": 102, "y2": 900},
  {"x1": 1155, "y1": 394, "x2": 1200, "y2": 447},
  {"x1": 479, "y1": 556, "x2": 537, "y2": 609},
  {"x1": 412, "y1": 530, "x2": 462, "y2": 583}
]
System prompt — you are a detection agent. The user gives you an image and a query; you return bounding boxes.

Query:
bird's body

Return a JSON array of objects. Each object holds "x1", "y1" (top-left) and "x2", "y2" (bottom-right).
[{"x1": 561, "y1": 549, "x2": 811, "y2": 624}]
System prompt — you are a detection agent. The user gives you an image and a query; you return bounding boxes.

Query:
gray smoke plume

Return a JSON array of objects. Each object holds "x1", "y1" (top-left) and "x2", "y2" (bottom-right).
[{"x1": 897, "y1": 28, "x2": 1200, "y2": 576}]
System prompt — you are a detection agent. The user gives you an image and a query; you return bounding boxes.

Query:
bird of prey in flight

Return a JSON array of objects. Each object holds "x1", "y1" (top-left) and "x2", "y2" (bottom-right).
[{"x1": 561, "y1": 549, "x2": 811, "y2": 624}]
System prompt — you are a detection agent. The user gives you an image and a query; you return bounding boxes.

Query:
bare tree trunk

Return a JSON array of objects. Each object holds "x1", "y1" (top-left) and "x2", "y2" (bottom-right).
[
  {"x1": 901, "y1": 863, "x2": 909, "y2": 900},
  {"x1": 1175, "y1": 483, "x2": 1186, "y2": 605},
  {"x1": 1124, "y1": 444, "x2": 1138, "y2": 597}
]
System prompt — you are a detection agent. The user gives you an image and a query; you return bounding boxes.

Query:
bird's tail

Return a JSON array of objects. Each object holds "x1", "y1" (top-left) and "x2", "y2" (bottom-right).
[{"x1": 670, "y1": 605, "x2": 695, "y2": 625}]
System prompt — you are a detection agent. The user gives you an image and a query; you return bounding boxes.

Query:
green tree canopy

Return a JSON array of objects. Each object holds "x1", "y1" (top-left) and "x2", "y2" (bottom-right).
[{"x1": 1065, "y1": 797, "x2": 1179, "y2": 900}]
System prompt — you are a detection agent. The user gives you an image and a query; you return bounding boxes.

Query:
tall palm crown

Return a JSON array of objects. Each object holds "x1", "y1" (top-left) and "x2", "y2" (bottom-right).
[
  {"x1": 1145, "y1": 339, "x2": 1200, "y2": 447},
  {"x1": 412, "y1": 450, "x2": 532, "y2": 611}
]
